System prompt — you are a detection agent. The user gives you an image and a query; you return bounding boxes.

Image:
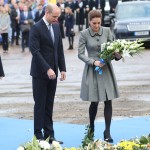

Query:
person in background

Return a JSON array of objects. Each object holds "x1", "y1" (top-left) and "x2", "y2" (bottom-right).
[
  {"x1": 20, "y1": 4, "x2": 33, "y2": 52},
  {"x1": 84, "y1": 3, "x2": 90, "y2": 29},
  {"x1": 18, "y1": 1, "x2": 24, "y2": 13},
  {"x1": 57, "y1": 0, "x2": 65, "y2": 39},
  {"x1": 0, "y1": 56, "x2": 5, "y2": 78},
  {"x1": 34, "y1": 3, "x2": 45, "y2": 23},
  {"x1": 75, "y1": 0, "x2": 85, "y2": 31},
  {"x1": 10, "y1": 2, "x2": 20, "y2": 45},
  {"x1": 100, "y1": 0, "x2": 105, "y2": 26},
  {"x1": 4, "y1": 3, "x2": 11, "y2": 43},
  {"x1": 0, "y1": 0, "x2": 4, "y2": 6},
  {"x1": 65, "y1": 7, "x2": 74, "y2": 50},
  {"x1": 109, "y1": 0, "x2": 118, "y2": 13},
  {"x1": 29, "y1": 4, "x2": 66, "y2": 144},
  {"x1": 64, "y1": 0, "x2": 75, "y2": 13},
  {"x1": 4, "y1": 3, "x2": 11, "y2": 14},
  {"x1": 85, "y1": 0, "x2": 99, "y2": 29},
  {"x1": 78, "y1": 10, "x2": 119, "y2": 143},
  {"x1": 0, "y1": 6, "x2": 11, "y2": 53}
]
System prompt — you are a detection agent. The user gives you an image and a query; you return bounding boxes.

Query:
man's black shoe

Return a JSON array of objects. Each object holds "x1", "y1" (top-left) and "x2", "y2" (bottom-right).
[{"x1": 49, "y1": 137, "x2": 63, "y2": 144}]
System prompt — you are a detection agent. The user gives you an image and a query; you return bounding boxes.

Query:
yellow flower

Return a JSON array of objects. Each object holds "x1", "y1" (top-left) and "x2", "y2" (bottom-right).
[
  {"x1": 117, "y1": 141, "x2": 140, "y2": 150},
  {"x1": 70, "y1": 147, "x2": 77, "y2": 150}
]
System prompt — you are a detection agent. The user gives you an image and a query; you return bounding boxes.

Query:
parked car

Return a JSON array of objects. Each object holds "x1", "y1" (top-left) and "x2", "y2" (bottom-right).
[{"x1": 110, "y1": 1, "x2": 150, "y2": 48}]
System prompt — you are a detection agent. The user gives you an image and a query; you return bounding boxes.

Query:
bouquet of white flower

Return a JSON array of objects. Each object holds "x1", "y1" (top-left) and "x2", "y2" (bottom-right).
[
  {"x1": 95, "y1": 39, "x2": 145, "y2": 75},
  {"x1": 17, "y1": 136, "x2": 62, "y2": 150}
]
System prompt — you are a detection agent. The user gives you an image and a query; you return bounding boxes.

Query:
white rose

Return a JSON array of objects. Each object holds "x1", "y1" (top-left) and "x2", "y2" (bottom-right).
[
  {"x1": 51, "y1": 141, "x2": 62, "y2": 150},
  {"x1": 17, "y1": 146, "x2": 25, "y2": 150},
  {"x1": 121, "y1": 39, "x2": 127, "y2": 44},
  {"x1": 39, "y1": 140, "x2": 50, "y2": 150},
  {"x1": 107, "y1": 46, "x2": 113, "y2": 50},
  {"x1": 115, "y1": 49, "x2": 120, "y2": 52},
  {"x1": 107, "y1": 42, "x2": 110, "y2": 45}
]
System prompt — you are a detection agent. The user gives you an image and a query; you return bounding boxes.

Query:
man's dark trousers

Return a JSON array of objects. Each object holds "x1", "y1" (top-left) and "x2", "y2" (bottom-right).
[{"x1": 32, "y1": 77, "x2": 57, "y2": 140}]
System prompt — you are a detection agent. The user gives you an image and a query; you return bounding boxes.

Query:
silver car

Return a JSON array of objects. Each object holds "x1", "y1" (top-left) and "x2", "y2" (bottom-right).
[{"x1": 110, "y1": 1, "x2": 150, "y2": 48}]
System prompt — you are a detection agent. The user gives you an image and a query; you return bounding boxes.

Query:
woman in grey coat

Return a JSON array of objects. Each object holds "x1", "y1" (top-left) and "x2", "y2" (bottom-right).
[{"x1": 78, "y1": 10, "x2": 119, "y2": 142}]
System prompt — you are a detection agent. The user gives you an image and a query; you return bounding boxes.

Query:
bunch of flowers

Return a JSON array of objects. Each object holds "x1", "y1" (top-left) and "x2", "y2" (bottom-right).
[
  {"x1": 17, "y1": 128, "x2": 150, "y2": 150},
  {"x1": 79, "y1": 126, "x2": 150, "y2": 150},
  {"x1": 17, "y1": 135, "x2": 150, "y2": 150},
  {"x1": 115, "y1": 135, "x2": 150, "y2": 150},
  {"x1": 82, "y1": 139, "x2": 114, "y2": 150},
  {"x1": 95, "y1": 39, "x2": 145, "y2": 75},
  {"x1": 17, "y1": 136, "x2": 62, "y2": 150}
]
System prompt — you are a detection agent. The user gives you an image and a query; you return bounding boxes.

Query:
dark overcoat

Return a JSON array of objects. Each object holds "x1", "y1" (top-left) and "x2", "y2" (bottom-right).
[
  {"x1": 29, "y1": 19, "x2": 66, "y2": 78},
  {"x1": 75, "y1": 0, "x2": 85, "y2": 25}
]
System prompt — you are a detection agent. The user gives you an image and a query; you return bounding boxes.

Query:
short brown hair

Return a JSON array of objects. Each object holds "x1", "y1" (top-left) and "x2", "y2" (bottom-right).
[
  {"x1": 88, "y1": 10, "x2": 102, "y2": 21},
  {"x1": 45, "y1": 4, "x2": 53, "y2": 13}
]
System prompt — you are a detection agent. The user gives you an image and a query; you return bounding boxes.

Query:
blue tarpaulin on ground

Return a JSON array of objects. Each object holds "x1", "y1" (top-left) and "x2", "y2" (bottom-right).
[{"x1": 0, "y1": 116, "x2": 150, "y2": 150}]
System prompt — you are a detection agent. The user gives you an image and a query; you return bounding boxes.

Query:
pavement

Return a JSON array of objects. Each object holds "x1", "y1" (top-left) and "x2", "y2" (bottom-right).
[
  {"x1": 0, "y1": 31, "x2": 150, "y2": 103},
  {"x1": 0, "y1": 27, "x2": 150, "y2": 149}
]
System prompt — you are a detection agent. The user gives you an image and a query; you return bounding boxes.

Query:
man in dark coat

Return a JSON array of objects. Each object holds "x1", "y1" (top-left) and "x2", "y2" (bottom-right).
[
  {"x1": 29, "y1": 4, "x2": 66, "y2": 144},
  {"x1": 34, "y1": 4, "x2": 45, "y2": 23}
]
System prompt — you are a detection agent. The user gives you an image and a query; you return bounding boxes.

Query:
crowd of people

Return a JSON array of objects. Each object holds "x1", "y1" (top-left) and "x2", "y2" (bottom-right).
[{"x1": 0, "y1": 0, "x2": 122, "y2": 52}]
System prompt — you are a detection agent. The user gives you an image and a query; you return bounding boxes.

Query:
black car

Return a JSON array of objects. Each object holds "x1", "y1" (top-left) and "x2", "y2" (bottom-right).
[{"x1": 110, "y1": 1, "x2": 150, "y2": 47}]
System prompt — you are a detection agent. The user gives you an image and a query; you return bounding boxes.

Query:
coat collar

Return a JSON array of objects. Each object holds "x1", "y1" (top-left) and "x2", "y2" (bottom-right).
[{"x1": 88, "y1": 26, "x2": 103, "y2": 37}]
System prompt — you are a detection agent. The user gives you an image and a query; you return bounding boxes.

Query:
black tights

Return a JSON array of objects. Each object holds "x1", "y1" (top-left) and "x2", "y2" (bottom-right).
[{"x1": 89, "y1": 100, "x2": 112, "y2": 133}]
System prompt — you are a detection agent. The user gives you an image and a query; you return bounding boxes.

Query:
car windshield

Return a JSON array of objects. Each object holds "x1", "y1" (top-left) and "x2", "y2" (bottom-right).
[{"x1": 116, "y1": 3, "x2": 150, "y2": 20}]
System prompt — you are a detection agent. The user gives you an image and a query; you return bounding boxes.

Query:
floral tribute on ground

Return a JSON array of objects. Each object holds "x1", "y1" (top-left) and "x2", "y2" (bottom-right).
[
  {"x1": 95, "y1": 39, "x2": 145, "y2": 75},
  {"x1": 17, "y1": 126, "x2": 150, "y2": 150}
]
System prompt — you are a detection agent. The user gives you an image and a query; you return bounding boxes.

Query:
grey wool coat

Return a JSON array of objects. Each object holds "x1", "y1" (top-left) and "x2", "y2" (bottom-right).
[{"x1": 78, "y1": 26, "x2": 119, "y2": 102}]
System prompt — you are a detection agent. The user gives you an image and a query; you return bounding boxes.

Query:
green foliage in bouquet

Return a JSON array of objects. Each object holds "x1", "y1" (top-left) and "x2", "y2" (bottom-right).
[
  {"x1": 139, "y1": 135, "x2": 150, "y2": 145},
  {"x1": 81, "y1": 125, "x2": 94, "y2": 149},
  {"x1": 17, "y1": 136, "x2": 50, "y2": 150}
]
